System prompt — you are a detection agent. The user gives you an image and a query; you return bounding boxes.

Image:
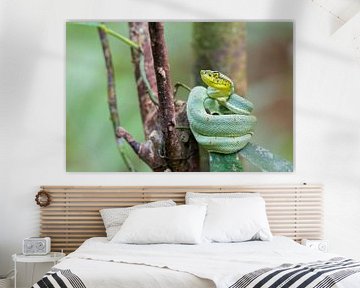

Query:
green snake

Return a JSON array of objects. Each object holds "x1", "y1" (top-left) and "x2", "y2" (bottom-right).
[{"x1": 186, "y1": 70, "x2": 257, "y2": 154}]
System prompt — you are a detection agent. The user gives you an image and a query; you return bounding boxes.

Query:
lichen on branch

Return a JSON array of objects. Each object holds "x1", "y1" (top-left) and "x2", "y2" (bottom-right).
[{"x1": 149, "y1": 22, "x2": 186, "y2": 171}]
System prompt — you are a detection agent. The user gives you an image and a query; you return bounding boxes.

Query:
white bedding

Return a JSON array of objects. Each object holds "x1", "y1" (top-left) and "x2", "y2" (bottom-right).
[{"x1": 53, "y1": 237, "x2": 360, "y2": 288}]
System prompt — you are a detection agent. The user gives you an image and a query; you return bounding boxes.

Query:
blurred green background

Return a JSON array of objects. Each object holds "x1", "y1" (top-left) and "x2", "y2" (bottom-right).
[{"x1": 66, "y1": 22, "x2": 293, "y2": 172}]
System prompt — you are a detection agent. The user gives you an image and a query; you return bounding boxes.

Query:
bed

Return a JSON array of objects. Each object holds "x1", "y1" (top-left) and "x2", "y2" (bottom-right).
[
  {"x1": 33, "y1": 236, "x2": 360, "y2": 288},
  {"x1": 33, "y1": 185, "x2": 360, "y2": 288}
]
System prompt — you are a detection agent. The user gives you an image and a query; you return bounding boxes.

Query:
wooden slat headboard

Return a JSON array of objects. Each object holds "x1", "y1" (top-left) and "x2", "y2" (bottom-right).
[{"x1": 39, "y1": 184, "x2": 323, "y2": 253}]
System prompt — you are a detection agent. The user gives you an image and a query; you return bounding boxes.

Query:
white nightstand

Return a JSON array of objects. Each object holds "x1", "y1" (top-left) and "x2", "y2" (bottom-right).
[
  {"x1": 12, "y1": 252, "x2": 65, "y2": 288},
  {"x1": 301, "y1": 239, "x2": 328, "y2": 252}
]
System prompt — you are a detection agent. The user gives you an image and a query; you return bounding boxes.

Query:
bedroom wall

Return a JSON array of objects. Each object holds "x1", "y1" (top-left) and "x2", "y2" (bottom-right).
[{"x1": 1, "y1": 0, "x2": 359, "y2": 286}]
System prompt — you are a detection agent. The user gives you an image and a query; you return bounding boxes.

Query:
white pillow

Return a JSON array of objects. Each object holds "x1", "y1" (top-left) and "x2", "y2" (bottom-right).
[
  {"x1": 111, "y1": 205, "x2": 207, "y2": 244},
  {"x1": 202, "y1": 197, "x2": 272, "y2": 243},
  {"x1": 186, "y1": 192, "x2": 259, "y2": 205},
  {"x1": 100, "y1": 200, "x2": 176, "y2": 240}
]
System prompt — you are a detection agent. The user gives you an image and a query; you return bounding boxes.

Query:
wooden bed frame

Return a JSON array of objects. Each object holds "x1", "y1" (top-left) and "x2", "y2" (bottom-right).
[{"x1": 39, "y1": 184, "x2": 323, "y2": 253}]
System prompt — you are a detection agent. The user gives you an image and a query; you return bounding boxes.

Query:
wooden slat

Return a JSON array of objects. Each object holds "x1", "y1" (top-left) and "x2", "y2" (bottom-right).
[{"x1": 39, "y1": 184, "x2": 323, "y2": 253}]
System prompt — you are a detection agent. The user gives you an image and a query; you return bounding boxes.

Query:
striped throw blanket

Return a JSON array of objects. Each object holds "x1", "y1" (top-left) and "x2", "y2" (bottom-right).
[
  {"x1": 32, "y1": 258, "x2": 360, "y2": 288},
  {"x1": 32, "y1": 268, "x2": 86, "y2": 288},
  {"x1": 229, "y1": 258, "x2": 360, "y2": 288}
]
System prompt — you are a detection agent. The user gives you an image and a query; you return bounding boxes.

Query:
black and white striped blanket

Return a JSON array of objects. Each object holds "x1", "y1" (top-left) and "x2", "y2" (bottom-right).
[
  {"x1": 229, "y1": 257, "x2": 360, "y2": 288},
  {"x1": 32, "y1": 268, "x2": 86, "y2": 288},
  {"x1": 32, "y1": 258, "x2": 360, "y2": 288}
]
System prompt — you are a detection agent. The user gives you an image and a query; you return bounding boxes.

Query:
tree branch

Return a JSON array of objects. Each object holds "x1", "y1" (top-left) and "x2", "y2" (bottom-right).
[
  {"x1": 98, "y1": 26, "x2": 134, "y2": 171},
  {"x1": 238, "y1": 142, "x2": 293, "y2": 172},
  {"x1": 116, "y1": 127, "x2": 168, "y2": 171},
  {"x1": 128, "y1": 22, "x2": 159, "y2": 138},
  {"x1": 149, "y1": 22, "x2": 185, "y2": 171},
  {"x1": 98, "y1": 27, "x2": 120, "y2": 130}
]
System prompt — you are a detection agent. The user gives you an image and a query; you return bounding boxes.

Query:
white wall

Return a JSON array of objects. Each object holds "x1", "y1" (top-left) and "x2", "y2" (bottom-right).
[{"x1": 1, "y1": 0, "x2": 359, "y2": 286}]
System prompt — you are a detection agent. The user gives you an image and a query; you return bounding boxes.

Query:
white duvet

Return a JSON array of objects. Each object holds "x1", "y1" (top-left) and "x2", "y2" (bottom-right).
[{"x1": 53, "y1": 237, "x2": 360, "y2": 288}]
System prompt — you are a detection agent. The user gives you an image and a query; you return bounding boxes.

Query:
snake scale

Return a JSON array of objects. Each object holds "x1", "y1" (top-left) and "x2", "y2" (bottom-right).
[{"x1": 186, "y1": 70, "x2": 257, "y2": 154}]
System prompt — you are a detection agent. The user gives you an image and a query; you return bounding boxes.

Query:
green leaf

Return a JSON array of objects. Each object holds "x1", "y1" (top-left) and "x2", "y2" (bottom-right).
[{"x1": 238, "y1": 142, "x2": 293, "y2": 172}]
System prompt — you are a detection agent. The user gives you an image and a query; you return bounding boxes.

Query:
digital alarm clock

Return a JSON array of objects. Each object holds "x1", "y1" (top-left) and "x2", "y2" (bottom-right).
[{"x1": 23, "y1": 237, "x2": 51, "y2": 255}]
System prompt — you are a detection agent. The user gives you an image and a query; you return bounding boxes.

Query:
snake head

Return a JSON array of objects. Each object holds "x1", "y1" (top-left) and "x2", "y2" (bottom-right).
[{"x1": 200, "y1": 70, "x2": 234, "y2": 98}]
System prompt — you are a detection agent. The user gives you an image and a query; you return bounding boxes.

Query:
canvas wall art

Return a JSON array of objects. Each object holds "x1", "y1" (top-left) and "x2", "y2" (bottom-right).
[{"x1": 66, "y1": 22, "x2": 293, "y2": 172}]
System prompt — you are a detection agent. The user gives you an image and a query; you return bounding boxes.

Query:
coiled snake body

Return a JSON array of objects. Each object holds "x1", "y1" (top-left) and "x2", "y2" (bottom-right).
[{"x1": 187, "y1": 70, "x2": 257, "y2": 154}]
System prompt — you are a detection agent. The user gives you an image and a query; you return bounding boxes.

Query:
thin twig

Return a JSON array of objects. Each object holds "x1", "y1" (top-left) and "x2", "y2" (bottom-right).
[
  {"x1": 98, "y1": 28, "x2": 119, "y2": 129},
  {"x1": 100, "y1": 23, "x2": 140, "y2": 49},
  {"x1": 174, "y1": 82, "x2": 191, "y2": 97},
  {"x1": 75, "y1": 22, "x2": 140, "y2": 49},
  {"x1": 139, "y1": 53, "x2": 159, "y2": 105},
  {"x1": 98, "y1": 27, "x2": 135, "y2": 172}
]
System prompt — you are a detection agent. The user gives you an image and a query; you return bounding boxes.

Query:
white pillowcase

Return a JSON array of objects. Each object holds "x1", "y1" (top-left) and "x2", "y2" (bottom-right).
[
  {"x1": 186, "y1": 192, "x2": 259, "y2": 205},
  {"x1": 202, "y1": 197, "x2": 272, "y2": 243},
  {"x1": 100, "y1": 200, "x2": 176, "y2": 240},
  {"x1": 111, "y1": 205, "x2": 207, "y2": 244}
]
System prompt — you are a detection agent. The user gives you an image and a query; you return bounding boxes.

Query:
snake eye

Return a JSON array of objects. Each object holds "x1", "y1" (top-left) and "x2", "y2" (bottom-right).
[
  {"x1": 200, "y1": 70, "x2": 212, "y2": 77},
  {"x1": 212, "y1": 71, "x2": 220, "y2": 78}
]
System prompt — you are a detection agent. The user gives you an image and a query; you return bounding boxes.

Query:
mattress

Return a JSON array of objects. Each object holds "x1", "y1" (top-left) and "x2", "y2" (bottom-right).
[{"x1": 35, "y1": 236, "x2": 360, "y2": 288}]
